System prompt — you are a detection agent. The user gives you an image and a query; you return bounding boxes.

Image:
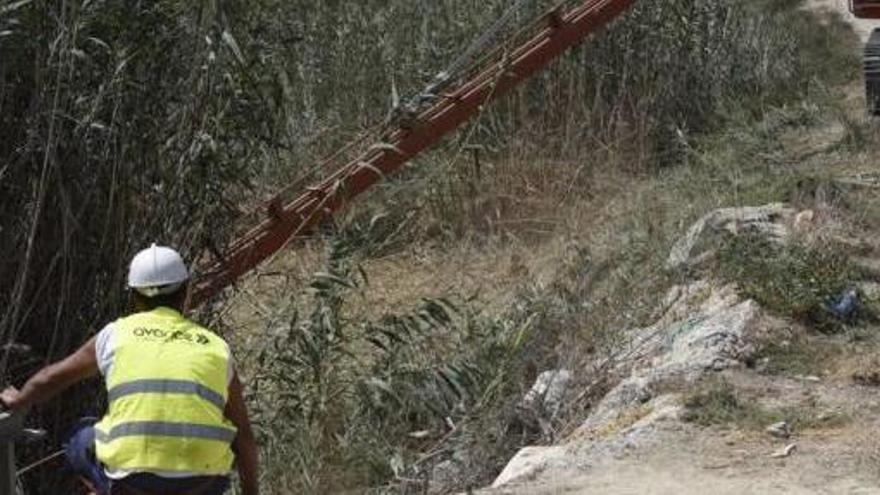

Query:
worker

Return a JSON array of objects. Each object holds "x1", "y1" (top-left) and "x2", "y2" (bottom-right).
[{"x1": 0, "y1": 244, "x2": 259, "y2": 495}]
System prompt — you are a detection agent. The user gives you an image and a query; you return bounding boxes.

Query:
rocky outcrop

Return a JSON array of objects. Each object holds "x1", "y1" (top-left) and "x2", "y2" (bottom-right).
[
  {"x1": 491, "y1": 280, "x2": 764, "y2": 488},
  {"x1": 485, "y1": 202, "x2": 835, "y2": 491},
  {"x1": 490, "y1": 394, "x2": 685, "y2": 489},
  {"x1": 579, "y1": 282, "x2": 759, "y2": 434},
  {"x1": 666, "y1": 203, "x2": 798, "y2": 270}
]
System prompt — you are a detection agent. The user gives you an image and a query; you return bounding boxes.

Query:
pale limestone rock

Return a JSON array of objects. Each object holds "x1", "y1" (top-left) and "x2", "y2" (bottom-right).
[
  {"x1": 521, "y1": 369, "x2": 572, "y2": 417},
  {"x1": 666, "y1": 203, "x2": 796, "y2": 270},
  {"x1": 793, "y1": 209, "x2": 815, "y2": 233},
  {"x1": 581, "y1": 282, "x2": 759, "y2": 435},
  {"x1": 491, "y1": 280, "x2": 762, "y2": 490},
  {"x1": 491, "y1": 446, "x2": 568, "y2": 488}
]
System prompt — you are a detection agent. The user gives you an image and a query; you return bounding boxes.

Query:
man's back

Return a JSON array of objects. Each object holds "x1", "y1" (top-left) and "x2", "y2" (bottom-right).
[{"x1": 95, "y1": 307, "x2": 237, "y2": 477}]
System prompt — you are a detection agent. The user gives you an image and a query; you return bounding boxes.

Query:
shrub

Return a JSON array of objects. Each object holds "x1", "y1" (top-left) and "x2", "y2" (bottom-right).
[
  {"x1": 682, "y1": 376, "x2": 849, "y2": 431},
  {"x1": 715, "y1": 234, "x2": 859, "y2": 330},
  {"x1": 245, "y1": 235, "x2": 536, "y2": 493},
  {"x1": 682, "y1": 377, "x2": 754, "y2": 427}
]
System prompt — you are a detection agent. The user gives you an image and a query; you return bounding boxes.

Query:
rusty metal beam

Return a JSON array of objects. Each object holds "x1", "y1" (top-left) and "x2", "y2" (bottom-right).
[
  {"x1": 189, "y1": 0, "x2": 634, "y2": 307},
  {"x1": 853, "y1": 0, "x2": 880, "y2": 18}
]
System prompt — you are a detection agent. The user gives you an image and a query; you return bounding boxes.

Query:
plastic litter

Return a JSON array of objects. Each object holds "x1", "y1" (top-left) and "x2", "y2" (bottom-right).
[{"x1": 829, "y1": 288, "x2": 860, "y2": 321}]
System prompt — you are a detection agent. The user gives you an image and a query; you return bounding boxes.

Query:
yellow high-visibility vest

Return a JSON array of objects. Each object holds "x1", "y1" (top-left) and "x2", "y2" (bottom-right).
[{"x1": 95, "y1": 307, "x2": 236, "y2": 474}]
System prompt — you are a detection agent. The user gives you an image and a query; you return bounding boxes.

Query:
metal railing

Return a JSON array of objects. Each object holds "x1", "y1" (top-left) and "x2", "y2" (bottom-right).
[
  {"x1": 0, "y1": 411, "x2": 24, "y2": 494},
  {"x1": 0, "y1": 411, "x2": 45, "y2": 495}
]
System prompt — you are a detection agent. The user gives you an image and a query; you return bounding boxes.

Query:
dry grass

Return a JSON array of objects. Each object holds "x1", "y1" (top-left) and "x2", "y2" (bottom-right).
[
  {"x1": 682, "y1": 375, "x2": 852, "y2": 433},
  {"x1": 229, "y1": 92, "x2": 877, "y2": 493}
]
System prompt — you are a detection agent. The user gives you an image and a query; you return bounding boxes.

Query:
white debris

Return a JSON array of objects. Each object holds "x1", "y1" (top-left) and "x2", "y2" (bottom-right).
[
  {"x1": 491, "y1": 446, "x2": 568, "y2": 488},
  {"x1": 770, "y1": 443, "x2": 798, "y2": 458}
]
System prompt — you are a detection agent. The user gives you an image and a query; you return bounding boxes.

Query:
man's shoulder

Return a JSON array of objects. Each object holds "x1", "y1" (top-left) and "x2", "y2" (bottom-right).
[
  {"x1": 190, "y1": 322, "x2": 228, "y2": 345},
  {"x1": 111, "y1": 310, "x2": 229, "y2": 347},
  {"x1": 178, "y1": 315, "x2": 225, "y2": 340}
]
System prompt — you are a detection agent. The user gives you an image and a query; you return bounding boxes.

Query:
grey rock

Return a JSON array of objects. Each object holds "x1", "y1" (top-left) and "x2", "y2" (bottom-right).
[
  {"x1": 521, "y1": 369, "x2": 573, "y2": 418},
  {"x1": 666, "y1": 203, "x2": 796, "y2": 271},
  {"x1": 581, "y1": 284, "x2": 760, "y2": 435},
  {"x1": 492, "y1": 279, "x2": 765, "y2": 491},
  {"x1": 491, "y1": 446, "x2": 568, "y2": 488},
  {"x1": 766, "y1": 421, "x2": 791, "y2": 439}
]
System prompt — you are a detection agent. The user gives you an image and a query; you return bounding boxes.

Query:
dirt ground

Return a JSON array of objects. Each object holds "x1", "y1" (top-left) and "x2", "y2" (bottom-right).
[{"x1": 483, "y1": 368, "x2": 880, "y2": 494}]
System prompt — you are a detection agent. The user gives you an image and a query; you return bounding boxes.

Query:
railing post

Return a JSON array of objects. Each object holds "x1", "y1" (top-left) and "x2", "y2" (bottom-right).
[{"x1": 0, "y1": 411, "x2": 23, "y2": 495}]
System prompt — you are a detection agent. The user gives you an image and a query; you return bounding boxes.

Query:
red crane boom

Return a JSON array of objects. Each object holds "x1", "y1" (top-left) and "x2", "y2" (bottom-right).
[
  {"x1": 852, "y1": 0, "x2": 880, "y2": 18},
  {"x1": 190, "y1": 0, "x2": 634, "y2": 306}
]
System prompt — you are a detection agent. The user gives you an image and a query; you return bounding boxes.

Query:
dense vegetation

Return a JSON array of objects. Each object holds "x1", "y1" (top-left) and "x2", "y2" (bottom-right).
[{"x1": 0, "y1": 0, "x2": 857, "y2": 493}]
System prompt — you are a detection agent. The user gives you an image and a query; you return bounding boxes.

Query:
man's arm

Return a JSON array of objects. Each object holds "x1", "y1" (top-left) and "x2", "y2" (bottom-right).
[
  {"x1": 0, "y1": 335, "x2": 99, "y2": 411},
  {"x1": 226, "y1": 372, "x2": 259, "y2": 495}
]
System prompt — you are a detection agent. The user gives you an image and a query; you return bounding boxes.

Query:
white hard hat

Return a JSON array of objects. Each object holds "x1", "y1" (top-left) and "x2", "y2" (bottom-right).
[{"x1": 128, "y1": 244, "x2": 189, "y2": 297}]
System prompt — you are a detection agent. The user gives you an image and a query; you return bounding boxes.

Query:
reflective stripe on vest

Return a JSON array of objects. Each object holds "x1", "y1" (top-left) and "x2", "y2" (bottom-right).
[
  {"x1": 95, "y1": 307, "x2": 236, "y2": 475},
  {"x1": 108, "y1": 379, "x2": 226, "y2": 411},
  {"x1": 95, "y1": 421, "x2": 237, "y2": 443}
]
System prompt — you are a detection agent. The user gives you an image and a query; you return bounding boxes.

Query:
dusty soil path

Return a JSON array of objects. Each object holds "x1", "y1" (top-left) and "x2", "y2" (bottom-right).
[{"x1": 482, "y1": 369, "x2": 880, "y2": 494}]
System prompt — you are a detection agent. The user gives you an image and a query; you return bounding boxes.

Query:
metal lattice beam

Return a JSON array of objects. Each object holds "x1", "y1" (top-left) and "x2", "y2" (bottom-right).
[{"x1": 190, "y1": 0, "x2": 634, "y2": 307}]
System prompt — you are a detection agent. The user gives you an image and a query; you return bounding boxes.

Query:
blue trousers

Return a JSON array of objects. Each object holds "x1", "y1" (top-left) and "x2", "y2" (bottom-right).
[{"x1": 65, "y1": 418, "x2": 230, "y2": 495}]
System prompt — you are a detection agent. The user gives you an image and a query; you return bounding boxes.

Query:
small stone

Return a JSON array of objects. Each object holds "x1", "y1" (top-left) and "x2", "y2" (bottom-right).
[
  {"x1": 817, "y1": 412, "x2": 835, "y2": 422},
  {"x1": 804, "y1": 375, "x2": 821, "y2": 383},
  {"x1": 770, "y1": 443, "x2": 797, "y2": 458},
  {"x1": 766, "y1": 421, "x2": 791, "y2": 439},
  {"x1": 665, "y1": 204, "x2": 795, "y2": 270}
]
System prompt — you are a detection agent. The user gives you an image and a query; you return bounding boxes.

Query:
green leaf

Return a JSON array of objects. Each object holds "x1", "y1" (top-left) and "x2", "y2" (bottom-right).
[
  {"x1": 221, "y1": 30, "x2": 246, "y2": 65},
  {"x1": 0, "y1": 0, "x2": 33, "y2": 17},
  {"x1": 438, "y1": 366, "x2": 466, "y2": 399}
]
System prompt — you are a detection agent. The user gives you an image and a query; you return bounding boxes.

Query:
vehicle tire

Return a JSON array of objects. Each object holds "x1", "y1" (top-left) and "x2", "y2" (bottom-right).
[{"x1": 865, "y1": 29, "x2": 880, "y2": 115}]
